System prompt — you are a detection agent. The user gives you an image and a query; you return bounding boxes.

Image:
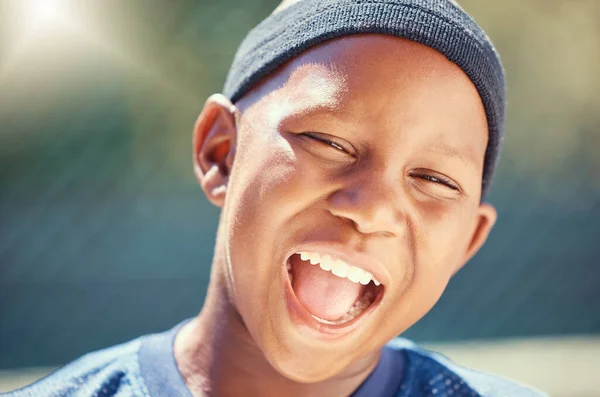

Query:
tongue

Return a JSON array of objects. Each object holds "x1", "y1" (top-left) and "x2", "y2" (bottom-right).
[{"x1": 290, "y1": 255, "x2": 364, "y2": 321}]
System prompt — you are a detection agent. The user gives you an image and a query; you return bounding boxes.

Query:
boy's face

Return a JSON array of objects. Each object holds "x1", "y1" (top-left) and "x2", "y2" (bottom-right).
[{"x1": 194, "y1": 34, "x2": 496, "y2": 382}]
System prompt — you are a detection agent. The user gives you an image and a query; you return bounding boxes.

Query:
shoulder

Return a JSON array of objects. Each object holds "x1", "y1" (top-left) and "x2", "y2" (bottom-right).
[
  {"x1": 385, "y1": 338, "x2": 549, "y2": 397},
  {"x1": 3, "y1": 337, "x2": 150, "y2": 397}
]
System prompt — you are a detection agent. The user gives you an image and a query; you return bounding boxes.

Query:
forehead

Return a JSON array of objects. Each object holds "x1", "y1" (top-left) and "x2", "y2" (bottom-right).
[{"x1": 239, "y1": 34, "x2": 487, "y2": 160}]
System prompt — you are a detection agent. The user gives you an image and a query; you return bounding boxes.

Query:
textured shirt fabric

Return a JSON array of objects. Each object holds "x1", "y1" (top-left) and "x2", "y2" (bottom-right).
[{"x1": 4, "y1": 321, "x2": 546, "y2": 397}]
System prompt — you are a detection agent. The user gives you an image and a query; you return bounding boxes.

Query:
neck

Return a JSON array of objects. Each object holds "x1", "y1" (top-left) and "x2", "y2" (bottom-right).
[{"x1": 173, "y1": 242, "x2": 381, "y2": 397}]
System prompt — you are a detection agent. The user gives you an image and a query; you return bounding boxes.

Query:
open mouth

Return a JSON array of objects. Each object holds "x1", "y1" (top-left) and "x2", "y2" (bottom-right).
[{"x1": 286, "y1": 252, "x2": 384, "y2": 326}]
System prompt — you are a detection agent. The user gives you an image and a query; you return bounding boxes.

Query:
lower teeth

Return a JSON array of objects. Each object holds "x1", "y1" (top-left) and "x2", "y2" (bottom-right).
[{"x1": 345, "y1": 289, "x2": 374, "y2": 318}]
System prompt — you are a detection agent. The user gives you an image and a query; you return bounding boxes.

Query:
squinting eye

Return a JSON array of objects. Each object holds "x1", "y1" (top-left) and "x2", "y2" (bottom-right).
[
  {"x1": 303, "y1": 132, "x2": 351, "y2": 154},
  {"x1": 414, "y1": 173, "x2": 459, "y2": 191}
]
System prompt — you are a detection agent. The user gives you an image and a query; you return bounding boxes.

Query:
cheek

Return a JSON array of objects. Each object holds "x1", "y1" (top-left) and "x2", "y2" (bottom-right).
[
  {"x1": 223, "y1": 133, "x2": 320, "y2": 303},
  {"x1": 218, "y1": 135, "x2": 300, "y2": 340},
  {"x1": 231, "y1": 136, "x2": 305, "y2": 226},
  {"x1": 229, "y1": 133, "x2": 333, "y2": 234},
  {"x1": 385, "y1": 204, "x2": 475, "y2": 333},
  {"x1": 417, "y1": 199, "x2": 474, "y2": 261},
  {"x1": 409, "y1": 200, "x2": 476, "y2": 294}
]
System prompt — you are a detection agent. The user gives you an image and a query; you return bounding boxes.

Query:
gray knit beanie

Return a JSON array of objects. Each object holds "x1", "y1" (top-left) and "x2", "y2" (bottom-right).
[{"x1": 223, "y1": 0, "x2": 506, "y2": 199}]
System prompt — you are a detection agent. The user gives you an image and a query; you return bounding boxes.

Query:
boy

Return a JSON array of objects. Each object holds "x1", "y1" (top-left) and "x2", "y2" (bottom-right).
[{"x1": 6, "y1": 0, "x2": 547, "y2": 396}]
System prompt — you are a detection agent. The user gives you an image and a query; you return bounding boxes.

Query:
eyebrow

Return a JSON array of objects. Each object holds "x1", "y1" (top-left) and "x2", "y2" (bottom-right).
[
  {"x1": 426, "y1": 144, "x2": 480, "y2": 167},
  {"x1": 276, "y1": 102, "x2": 351, "y2": 128}
]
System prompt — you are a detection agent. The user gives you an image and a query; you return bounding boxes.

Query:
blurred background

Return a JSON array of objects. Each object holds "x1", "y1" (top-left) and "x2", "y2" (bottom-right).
[{"x1": 0, "y1": 0, "x2": 598, "y2": 395}]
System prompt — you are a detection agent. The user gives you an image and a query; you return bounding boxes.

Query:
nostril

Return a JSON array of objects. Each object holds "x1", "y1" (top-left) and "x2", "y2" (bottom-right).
[
  {"x1": 354, "y1": 220, "x2": 394, "y2": 238},
  {"x1": 354, "y1": 219, "x2": 372, "y2": 234}
]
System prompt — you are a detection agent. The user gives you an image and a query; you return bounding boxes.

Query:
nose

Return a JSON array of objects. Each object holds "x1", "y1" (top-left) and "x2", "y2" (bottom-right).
[{"x1": 327, "y1": 170, "x2": 406, "y2": 237}]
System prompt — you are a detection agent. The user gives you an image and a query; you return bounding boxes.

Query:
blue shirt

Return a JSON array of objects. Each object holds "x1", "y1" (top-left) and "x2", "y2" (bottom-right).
[{"x1": 4, "y1": 321, "x2": 546, "y2": 396}]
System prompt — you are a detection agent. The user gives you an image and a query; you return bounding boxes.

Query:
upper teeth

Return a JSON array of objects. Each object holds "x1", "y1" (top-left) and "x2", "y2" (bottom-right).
[{"x1": 298, "y1": 252, "x2": 381, "y2": 286}]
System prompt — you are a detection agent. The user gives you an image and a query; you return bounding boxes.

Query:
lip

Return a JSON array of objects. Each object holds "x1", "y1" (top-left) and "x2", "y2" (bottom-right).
[{"x1": 280, "y1": 245, "x2": 387, "y2": 339}]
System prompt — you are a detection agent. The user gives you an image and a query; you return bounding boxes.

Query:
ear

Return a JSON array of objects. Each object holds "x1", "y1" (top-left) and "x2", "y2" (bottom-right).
[
  {"x1": 193, "y1": 94, "x2": 237, "y2": 207},
  {"x1": 453, "y1": 203, "x2": 497, "y2": 274}
]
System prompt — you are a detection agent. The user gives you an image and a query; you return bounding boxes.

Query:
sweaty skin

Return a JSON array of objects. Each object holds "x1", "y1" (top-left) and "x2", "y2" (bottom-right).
[{"x1": 175, "y1": 34, "x2": 497, "y2": 397}]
